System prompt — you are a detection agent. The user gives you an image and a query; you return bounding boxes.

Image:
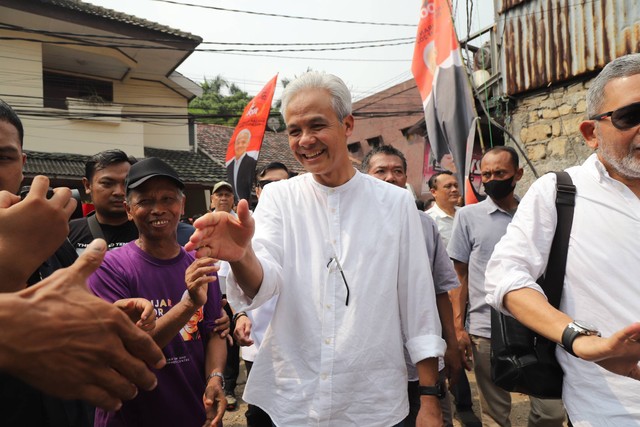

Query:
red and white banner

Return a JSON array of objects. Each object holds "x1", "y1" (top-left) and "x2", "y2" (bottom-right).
[
  {"x1": 225, "y1": 74, "x2": 278, "y2": 201},
  {"x1": 411, "y1": 0, "x2": 477, "y2": 203}
]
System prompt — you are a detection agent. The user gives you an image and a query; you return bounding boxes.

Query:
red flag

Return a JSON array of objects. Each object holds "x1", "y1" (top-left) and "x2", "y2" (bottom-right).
[
  {"x1": 225, "y1": 74, "x2": 278, "y2": 201},
  {"x1": 412, "y1": 0, "x2": 477, "y2": 202}
]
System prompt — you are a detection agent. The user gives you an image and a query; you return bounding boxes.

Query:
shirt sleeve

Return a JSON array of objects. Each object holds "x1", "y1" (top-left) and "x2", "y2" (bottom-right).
[
  {"x1": 399, "y1": 194, "x2": 446, "y2": 363},
  {"x1": 447, "y1": 208, "x2": 472, "y2": 264},
  {"x1": 88, "y1": 253, "x2": 133, "y2": 303},
  {"x1": 484, "y1": 173, "x2": 558, "y2": 315},
  {"x1": 226, "y1": 185, "x2": 284, "y2": 311},
  {"x1": 422, "y1": 214, "x2": 459, "y2": 294}
]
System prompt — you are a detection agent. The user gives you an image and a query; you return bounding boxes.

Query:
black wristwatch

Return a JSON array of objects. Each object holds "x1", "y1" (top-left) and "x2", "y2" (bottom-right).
[
  {"x1": 561, "y1": 320, "x2": 601, "y2": 357},
  {"x1": 232, "y1": 311, "x2": 247, "y2": 323},
  {"x1": 418, "y1": 381, "x2": 446, "y2": 399}
]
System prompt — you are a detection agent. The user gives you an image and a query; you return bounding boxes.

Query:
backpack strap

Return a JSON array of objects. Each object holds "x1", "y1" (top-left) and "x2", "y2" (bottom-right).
[
  {"x1": 541, "y1": 171, "x2": 576, "y2": 308},
  {"x1": 87, "y1": 213, "x2": 106, "y2": 240}
]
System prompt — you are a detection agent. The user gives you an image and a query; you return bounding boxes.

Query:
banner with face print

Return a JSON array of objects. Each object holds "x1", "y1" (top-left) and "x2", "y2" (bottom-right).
[{"x1": 225, "y1": 75, "x2": 278, "y2": 201}]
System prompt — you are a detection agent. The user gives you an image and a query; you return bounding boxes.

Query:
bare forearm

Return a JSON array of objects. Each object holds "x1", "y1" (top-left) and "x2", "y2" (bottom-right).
[
  {"x1": 504, "y1": 287, "x2": 571, "y2": 343},
  {"x1": 450, "y1": 261, "x2": 469, "y2": 332},
  {"x1": 229, "y1": 245, "x2": 263, "y2": 299},
  {"x1": 205, "y1": 333, "x2": 227, "y2": 376},
  {"x1": 151, "y1": 300, "x2": 200, "y2": 348},
  {"x1": 435, "y1": 293, "x2": 457, "y2": 348}
]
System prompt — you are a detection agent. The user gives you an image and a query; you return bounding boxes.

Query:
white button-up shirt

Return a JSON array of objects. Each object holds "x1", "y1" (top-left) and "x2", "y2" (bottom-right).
[
  {"x1": 485, "y1": 154, "x2": 640, "y2": 426},
  {"x1": 228, "y1": 171, "x2": 445, "y2": 426}
]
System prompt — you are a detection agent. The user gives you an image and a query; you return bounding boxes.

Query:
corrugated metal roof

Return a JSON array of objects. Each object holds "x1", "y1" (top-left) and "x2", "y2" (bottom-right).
[{"x1": 497, "y1": 0, "x2": 640, "y2": 95}]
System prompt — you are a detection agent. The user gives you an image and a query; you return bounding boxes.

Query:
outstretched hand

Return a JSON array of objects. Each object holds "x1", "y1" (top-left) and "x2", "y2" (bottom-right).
[
  {"x1": 186, "y1": 199, "x2": 254, "y2": 261},
  {"x1": 0, "y1": 176, "x2": 77, "y2": 291},
  {"x1": 0, "y1": 239, "x2": 165, "y2": 411},
  {"x1": 574, "y1": 322, "x2": 640, "y2": 380}
]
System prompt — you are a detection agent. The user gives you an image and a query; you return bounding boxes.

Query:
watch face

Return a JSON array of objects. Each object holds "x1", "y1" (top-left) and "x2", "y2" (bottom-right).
[{"x1": 572, "y1": 320, "x2": 599, "y2": 334}]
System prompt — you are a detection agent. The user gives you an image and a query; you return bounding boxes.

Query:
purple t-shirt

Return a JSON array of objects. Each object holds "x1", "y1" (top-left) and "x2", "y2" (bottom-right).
[{"x1": 88, "y1": 242, "x2": 221, "y2": 427}]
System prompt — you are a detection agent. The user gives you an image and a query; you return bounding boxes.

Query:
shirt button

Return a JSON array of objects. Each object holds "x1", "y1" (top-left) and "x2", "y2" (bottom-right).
[
  {"x1": 326, "y1": 304, "x2": 331, "y2": 309},
  {"x1": 321, "y1": 373, "x2": 328, "y2": 380},
  {"x1": 325, "y1": 338, "x2": 331, "y2": 345}
]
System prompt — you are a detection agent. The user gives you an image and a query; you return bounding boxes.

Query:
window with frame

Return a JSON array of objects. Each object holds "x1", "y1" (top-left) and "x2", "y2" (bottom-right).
[{"x1": 43, "y1": 71, "x2": 113, "y2": 109}]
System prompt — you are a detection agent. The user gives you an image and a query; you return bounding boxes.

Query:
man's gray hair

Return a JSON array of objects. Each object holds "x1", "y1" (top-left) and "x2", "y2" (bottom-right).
[
  {"x1": 280, "y1": 71, "x2": 352, "y2": 123},
  {"x1": 587, "y1": 53, "x2": 640, "y2": 118}
]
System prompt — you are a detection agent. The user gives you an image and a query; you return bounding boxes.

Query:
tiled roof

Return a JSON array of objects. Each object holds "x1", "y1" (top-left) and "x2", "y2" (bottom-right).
[
  {"x1": 24, "y1": 151, "x2": 88, "y2": 178},
  {"x1": 197, "y1": 124, "x2": 305, "y2": 176},
  {"x1": 23, "y1": 148, "x2": 225, "y2": 186},
  {"x1": 41, "y1": 0, "x2": 201, "y2": 41},
  {"x1": 144, "y1": 147, "x2": 225, "y2": 185}
]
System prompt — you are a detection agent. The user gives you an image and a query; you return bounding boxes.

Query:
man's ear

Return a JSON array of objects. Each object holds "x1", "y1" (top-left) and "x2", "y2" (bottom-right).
[
  {"x1": 579, "y1": 120, "x2": 599, "y2": 150},
  {"x1": 514, "y1": 167, "x2": 524, "y2": 183},
  {"x1": 343, "y1": 114, "x2": 354, "y2": 137},
  {"x1": 125, "y1": 202, "x2": 133, "y2": 221},
  {"x1": 82, "y1": 177, "x2": 91, "y2": 194}
]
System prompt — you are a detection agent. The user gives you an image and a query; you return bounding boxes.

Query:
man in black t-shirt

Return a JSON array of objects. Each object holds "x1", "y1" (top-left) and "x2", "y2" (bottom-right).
[{"x1": 69, "y1": 150, "x2": 138, "y2": 253}]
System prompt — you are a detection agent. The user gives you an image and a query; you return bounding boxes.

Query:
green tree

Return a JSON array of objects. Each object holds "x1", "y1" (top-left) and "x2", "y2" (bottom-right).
[{"x1": 189, "y1": 75, "x2": 253, "y2": 126}]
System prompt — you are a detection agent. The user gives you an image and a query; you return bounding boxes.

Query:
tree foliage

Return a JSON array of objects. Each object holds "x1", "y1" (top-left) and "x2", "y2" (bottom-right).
[{"x1": 189, "y1": 75, "x2": 253, "y2": 126}]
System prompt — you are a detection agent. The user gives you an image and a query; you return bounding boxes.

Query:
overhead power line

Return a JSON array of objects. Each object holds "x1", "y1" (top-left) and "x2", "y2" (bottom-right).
[
  {"x1": 0, "y1": 23, "x2": 413, "y2": 47},
  {"x1": 151, "y1": 0, "x2": 415, "y2": 27}
]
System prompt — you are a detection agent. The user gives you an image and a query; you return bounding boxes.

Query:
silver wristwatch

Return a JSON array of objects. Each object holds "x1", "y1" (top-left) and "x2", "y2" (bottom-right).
[{"x1": 561, "y1": 320, "x2": 601, "y2": 358}]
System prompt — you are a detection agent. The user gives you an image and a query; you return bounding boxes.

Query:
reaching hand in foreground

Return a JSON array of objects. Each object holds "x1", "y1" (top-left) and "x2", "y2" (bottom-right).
[{"x1": 0, "y1": 239, "x2": 166, "y2": 411}]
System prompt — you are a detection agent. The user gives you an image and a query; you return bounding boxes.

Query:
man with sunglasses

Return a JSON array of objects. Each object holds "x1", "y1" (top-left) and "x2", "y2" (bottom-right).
[
  {"x1": 485, "y1": 53, "x2": 640, "y2": 425},
  {"x1": 186, "y1": 72, "x2": 445, "y2": 426}
]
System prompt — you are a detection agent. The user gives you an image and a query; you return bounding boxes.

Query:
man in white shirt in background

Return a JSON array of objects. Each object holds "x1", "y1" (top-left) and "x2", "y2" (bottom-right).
[
  {"x1": 485, "y1": 53, "x2": 640, "y2": 426},
  {"x1": 187, "y1": 71, "x2": 445, "y2": 427},
  {"x1": 426, "y1": 171, "x2": 460, "y2": 246}
]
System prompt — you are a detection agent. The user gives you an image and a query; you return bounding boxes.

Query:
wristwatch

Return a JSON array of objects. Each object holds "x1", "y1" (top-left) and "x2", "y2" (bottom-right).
[
  {"x1": 561, "y1": 320, "x2": 601, "y2": 358},
  {"x1": 418, "y1": 381, "x2": 446, "y2": 399},
  {"x1": 206, "y1": 372, "x2": 225, "y2": 389}
]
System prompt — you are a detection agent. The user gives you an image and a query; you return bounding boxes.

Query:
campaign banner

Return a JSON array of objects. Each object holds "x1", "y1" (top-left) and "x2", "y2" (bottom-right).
[
  {"x1": 412, "y1": 0, "x2": 477, "y2": 201},
  {"x1": 225, "y1": 74, "x2": 278, "y2": 201}
]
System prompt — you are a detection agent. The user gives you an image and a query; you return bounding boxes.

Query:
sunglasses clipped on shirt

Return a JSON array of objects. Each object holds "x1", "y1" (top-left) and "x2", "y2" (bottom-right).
[{"x1": 589, "y1": 101, "x2": 640, "y2": 130}]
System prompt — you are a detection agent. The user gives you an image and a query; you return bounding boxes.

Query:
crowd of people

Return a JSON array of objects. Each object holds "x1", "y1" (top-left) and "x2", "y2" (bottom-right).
[{"x1": 0, "y1": 54, "x2": 639, "y2": 427}]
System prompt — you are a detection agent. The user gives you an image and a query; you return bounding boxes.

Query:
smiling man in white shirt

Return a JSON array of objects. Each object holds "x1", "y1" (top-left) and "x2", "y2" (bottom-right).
[
  {"x1": 187, "y1": 71, "x2": 445, "y2": 427},
  {"x1": 485, "y1": 53, "x2": 640, "y2": 426}
]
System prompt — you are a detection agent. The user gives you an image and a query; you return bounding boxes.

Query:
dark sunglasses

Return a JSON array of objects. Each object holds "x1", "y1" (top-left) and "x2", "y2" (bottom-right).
[
  {"x1": 258, "y1": 179, "x2": 274, "y2": 188},
  {"x1": 589, "y1": 101, "x2": 640, "y2": 130}
]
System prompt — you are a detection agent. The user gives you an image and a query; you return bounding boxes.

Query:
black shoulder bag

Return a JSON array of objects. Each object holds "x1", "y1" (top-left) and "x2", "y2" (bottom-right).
[{"x1": 490, "y1": 171, "x2": 575, "y2": 399}]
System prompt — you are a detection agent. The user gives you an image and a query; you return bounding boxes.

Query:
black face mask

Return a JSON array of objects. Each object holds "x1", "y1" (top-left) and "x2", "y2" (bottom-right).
[{"x1": 483, "y1": 176, "x2": 515, "y2": 200}]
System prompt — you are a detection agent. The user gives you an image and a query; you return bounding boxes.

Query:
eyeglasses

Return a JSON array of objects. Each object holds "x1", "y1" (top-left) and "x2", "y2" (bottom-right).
[
  {"x1": 258, "y1": 180, "x2": 274, "y2": 188},
  {"x1": 327, "y1": 257, "x2": 350, "y2": 306},
  {"x1": 589, "y1": 101, "x2": 640, "y2": 130}
]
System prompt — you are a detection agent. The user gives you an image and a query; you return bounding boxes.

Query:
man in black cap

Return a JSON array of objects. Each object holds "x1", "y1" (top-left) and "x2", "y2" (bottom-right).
[{"x1": 88, "y1": 157, "x2": 227, "y2": 427}]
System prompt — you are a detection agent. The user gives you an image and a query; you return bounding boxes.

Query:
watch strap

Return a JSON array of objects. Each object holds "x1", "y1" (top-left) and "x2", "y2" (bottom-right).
[
  {"x1": 418, "y1": 382, "x2": 445, "y2": 398},
  {"x1": 561, "y1": 324, "x2": 580, "y2": 357},
  {"x1": 206, "y1": 372, "x2": 225, "y2": 390}
]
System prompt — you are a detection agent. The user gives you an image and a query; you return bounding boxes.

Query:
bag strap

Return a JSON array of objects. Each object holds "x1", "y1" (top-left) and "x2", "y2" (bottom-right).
[
  {"x1": 540, "y1": 171, "x2": 576, "y2": 308},
  {"x1": 87, "y1": 213, "x2": 106, "y2": 240}
]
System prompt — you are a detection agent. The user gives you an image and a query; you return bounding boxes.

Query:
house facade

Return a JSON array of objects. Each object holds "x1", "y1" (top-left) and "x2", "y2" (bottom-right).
[{"x1": 0, "y1": 0, "x2": 226, "y2": 215}]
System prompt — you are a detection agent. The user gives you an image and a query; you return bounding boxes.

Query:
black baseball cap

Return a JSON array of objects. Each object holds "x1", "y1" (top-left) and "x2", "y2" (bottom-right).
[{"x1": 125, "y1": 157, "x2": 184, "y2": 193}]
